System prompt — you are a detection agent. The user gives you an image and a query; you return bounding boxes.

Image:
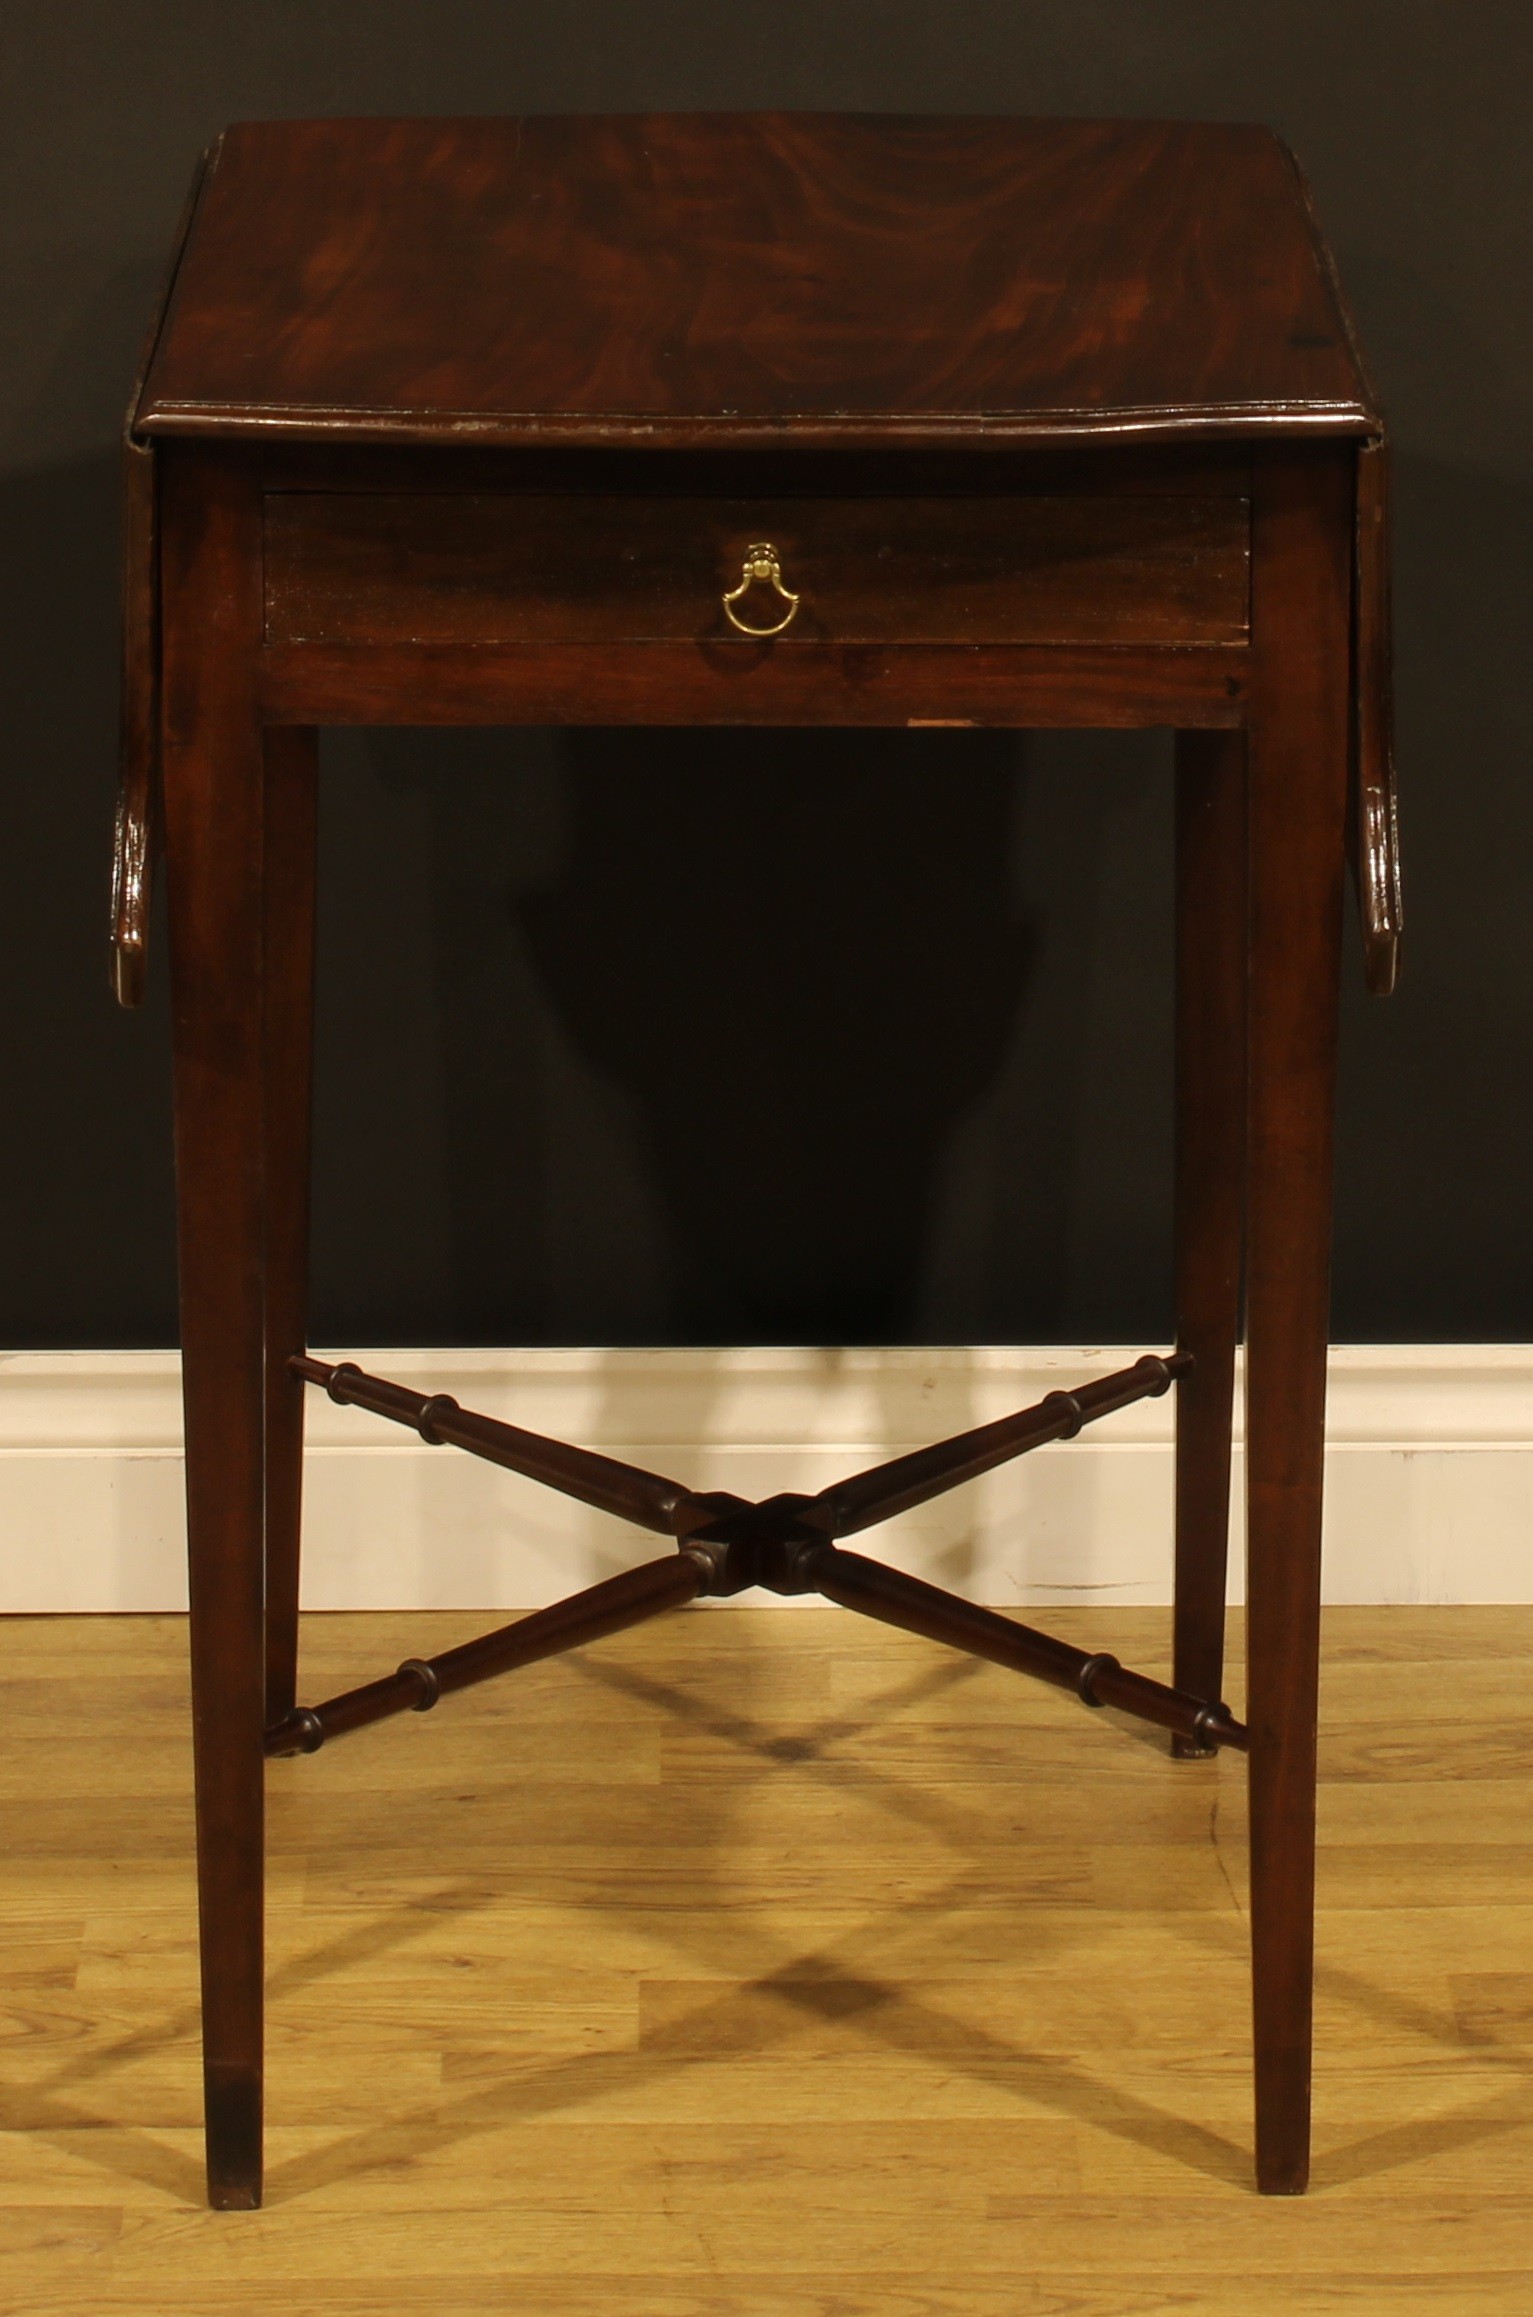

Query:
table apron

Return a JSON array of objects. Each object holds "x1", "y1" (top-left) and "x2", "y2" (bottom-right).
[{"x1": 256, "y1": 639, "x2": 1249, "y2": 728}]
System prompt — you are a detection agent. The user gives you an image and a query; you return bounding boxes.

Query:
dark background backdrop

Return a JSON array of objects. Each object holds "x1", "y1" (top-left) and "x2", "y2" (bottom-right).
[{"x1": 3, "y1": 3, "x2": 1529, "y2": 1351}]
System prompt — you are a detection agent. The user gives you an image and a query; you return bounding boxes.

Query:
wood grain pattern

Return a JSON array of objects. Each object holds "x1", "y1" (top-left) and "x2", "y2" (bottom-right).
[
  {"x1": 260, "y1": 728, "x2": 318, "y2": 1732},
  {"x1": 1171, "y1": 727, "x2": 1247, "y2": 1751},
  {"x1": 257, "y1": 637, "x2": 1249, "y2": 730},
  {"x1": 118, "y1": 115, "x2": 1397, "y2": 2211},
  {"x1": 255, "y1": 441, "x2": 1259, "y2": 499},
  {"x1": 1242, "y1": 445, "x2": 1354, "y2": 2193},
  {"x1": 135, "y1": 116, "x2": 1378, "y2": 450},
  {"x1": 160, "y1": 447, "x2": 269, "y2": 2210},
  {"x1": 4, "y1": 1607, "x2": 1532, "y2": 2312},
  {"x1": 262, "y1": 490, "x2": 1251, "y2": 648}
]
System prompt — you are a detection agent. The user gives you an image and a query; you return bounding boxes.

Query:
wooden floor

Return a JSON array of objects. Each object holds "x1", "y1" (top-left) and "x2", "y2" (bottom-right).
[{"x1": 3, "y1": 1604, "x2": 1532, "y2": 2314}]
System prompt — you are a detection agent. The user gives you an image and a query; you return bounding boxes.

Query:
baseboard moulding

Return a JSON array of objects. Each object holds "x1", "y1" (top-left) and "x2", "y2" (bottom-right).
[{"x1": 2, "y1": 1344, "x2": 1529, "y2": 1613}]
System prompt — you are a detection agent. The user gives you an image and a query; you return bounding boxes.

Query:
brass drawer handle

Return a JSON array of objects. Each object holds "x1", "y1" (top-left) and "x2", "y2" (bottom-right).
[{"x1": 722, "y1": 541, "x2": 800, "y2": 637}]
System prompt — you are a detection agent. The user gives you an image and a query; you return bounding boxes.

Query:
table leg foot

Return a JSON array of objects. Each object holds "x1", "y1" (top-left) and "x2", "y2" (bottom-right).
[{"x1": 205, "y1": 2069, "x2": 263, "y2": 2209}]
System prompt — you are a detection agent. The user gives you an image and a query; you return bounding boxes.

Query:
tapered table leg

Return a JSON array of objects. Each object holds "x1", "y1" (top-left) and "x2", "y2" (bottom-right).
[
  {"x1": 263, "y1": 728, "x2": 318, "y2": 1727},
  {"x1": 1244, "y1": 445, "x2": 1352, "y2": 2195},
  {"x1": 1171, "y1": 728, "x2": 1248, "y2": 1754},
  {"x1": 162, "y1": 447, "x2": 269, "y2": 2210}
]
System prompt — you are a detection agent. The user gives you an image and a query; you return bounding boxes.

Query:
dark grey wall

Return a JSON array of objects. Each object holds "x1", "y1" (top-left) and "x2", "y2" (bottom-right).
[{"x1": 3, "y1": 4, "x2": 1530, "y2": 1349}]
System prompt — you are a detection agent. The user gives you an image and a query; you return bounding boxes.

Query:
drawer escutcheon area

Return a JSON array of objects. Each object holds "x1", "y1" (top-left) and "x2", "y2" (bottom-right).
[{"x1": 263, "y1": 491, "x2": 1251, "y2": 650}]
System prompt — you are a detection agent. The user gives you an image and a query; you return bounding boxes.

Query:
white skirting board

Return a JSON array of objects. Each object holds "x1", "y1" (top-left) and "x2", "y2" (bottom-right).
[{"x1": 1, "y1": 1345, "x2": 1531, "y2": 1614}]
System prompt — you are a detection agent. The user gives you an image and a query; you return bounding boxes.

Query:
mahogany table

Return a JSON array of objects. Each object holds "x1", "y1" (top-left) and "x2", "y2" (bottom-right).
[{"x1": 113, "y1": 114, "x2": 1400, "y2": 2208}]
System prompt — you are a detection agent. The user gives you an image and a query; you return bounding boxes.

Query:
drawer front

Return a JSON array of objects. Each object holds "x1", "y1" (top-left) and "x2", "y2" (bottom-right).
[{"x1": 263, "y1": 491, "x2": 1250, "y2": 649}]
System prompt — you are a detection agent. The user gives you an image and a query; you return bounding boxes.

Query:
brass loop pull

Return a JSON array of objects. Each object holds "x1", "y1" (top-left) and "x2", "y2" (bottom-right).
[{"x1": 722, "y1": 541, "x2": 800, "y2": 637}]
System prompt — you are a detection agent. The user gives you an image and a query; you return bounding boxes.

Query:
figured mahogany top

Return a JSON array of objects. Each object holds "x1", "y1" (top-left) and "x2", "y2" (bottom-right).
[{"x1": 134, "y1": 113, "x2": 1378, "y2": 451}]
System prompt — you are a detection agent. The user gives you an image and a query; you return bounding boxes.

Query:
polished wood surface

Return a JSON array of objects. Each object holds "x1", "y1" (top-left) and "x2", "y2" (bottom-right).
[
  {"x1": 137, "y1": 116, "x2": 1377, "y2": 449},
  {"x1": 5, "y1": 1608, "x2": 1532, "y2": 2314},
  {"x1": 1171, "y1": 727, "x2": 1248, "y2": 1754},
  {"x1": 263, "y1": 487, "x2": 1251, "y2": 649},
  {"x1": 260, "y1": 728, "x2": 318, "y2": 1732},
  {"x1": 112, "y1": 113, "x2": 1401, "y2": 2205},
  {"x1": 1243, "y1": 445, "x2": 1354, "y2": 2193},
  {"x1": 160, "y1": 447, "x2": 269, "y2": 2211},
  {"x1": 256, "y1": 629, "x2": 1253, "y2": 731},
  {"x1": 112, "y1": 119, "x2": 1399, "y2": 996},
  {"x1": 268, "y1": 1350, "x2": 1243, "y2": 1762}
]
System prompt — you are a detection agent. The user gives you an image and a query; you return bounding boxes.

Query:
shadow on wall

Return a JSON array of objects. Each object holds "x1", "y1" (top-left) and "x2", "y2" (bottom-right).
[
  {"x1": 0, "y1": 446, "x2": 177, "y2": 1349},
  {"x1": 2, "y1": 444, "x2": 1530, "y2": 1350},
  {"x1": 322, "y1": 719, "x2": 1175, "y2": 1349},
  {"x1": 1332, "y1": 450, "x2": 1533, "y2": 1338},
  {"x1": 301, "y1": 449, "x2": 1533, "y2": 1352},
  {"x1": 518, "y1": 726, "x2": 1034, "y2": 1343},
  {"x1": 320, "y1": 724, "x2": 1039, "y2": 1344}
]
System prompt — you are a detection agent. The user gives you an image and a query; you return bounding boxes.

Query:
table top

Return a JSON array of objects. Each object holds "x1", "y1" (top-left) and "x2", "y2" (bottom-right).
[{"x1": 134, "y1": 113, "x2": 1379, "y2": 454}]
